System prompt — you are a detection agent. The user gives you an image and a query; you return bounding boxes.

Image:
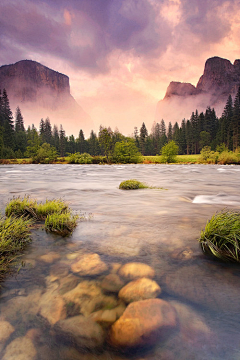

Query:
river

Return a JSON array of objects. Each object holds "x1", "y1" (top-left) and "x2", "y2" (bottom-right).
[{"x1": 0, "y1": 164, "x2": 240, "y2": 360}]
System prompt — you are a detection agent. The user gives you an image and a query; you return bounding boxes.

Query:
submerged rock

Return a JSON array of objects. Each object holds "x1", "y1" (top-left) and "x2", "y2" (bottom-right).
[
  {"x1": 39, "y1": 252, "x2": 61, "y2": 264},
  {"x1": 39, "y1": 290, "x2": 67, "y2": 325},
  {"x1": 163, "y1": 264, "x2": 240, "y2": 315},
  {"x1": 90, "y1": 303, "x2": 126, "y2": 325},
  {"x1": 54, "y1": 315, "x2": 105, "y2": 349},
  {"x1": 101, "y1": 274, "x2": 125, "y2": 293},
  {"x1": 118, "y1": 262, "x2": 155, "y2": 280},
  {"x1": 71, "y1": 253, "x2": 108, "y2": 276},
  {"x1": 49, "y1": 262, "x2": 69, "y2": 282},
  {"x1": 0, "y1": 321, "x2": 15, "y2": 353},
  {"x1": 109, "y1": 299, "x2": 177, "y2": 348},
  {"x1": 0, "y1": 289, "x2": 42, "y2": 323},
  {"x1": 170, "y1": 300, "x2": 213, "y2": 348},
  {"x1": 2, "y1": 336, "x2": 37, "y2": 360},
  {"x1": 63, "y1": 280, "x2": 118, "y2": 316},
  {"x1": 58, "y1": 274, "x2": 79, "y2": 295},
  {"x1": 170, "y1": 247, "x2": 193, "y2": 261},
  {"x1": 118, "y1": 277, "x2": 161, "y2": 303}
]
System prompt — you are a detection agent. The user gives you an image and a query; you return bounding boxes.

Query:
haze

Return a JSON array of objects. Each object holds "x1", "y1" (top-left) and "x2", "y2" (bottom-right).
[{"x1": 1, "y1": 0, "x2": 240, "y2": 136}]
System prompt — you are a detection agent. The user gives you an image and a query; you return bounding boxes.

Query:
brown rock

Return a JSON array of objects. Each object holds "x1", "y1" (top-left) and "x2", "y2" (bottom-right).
[
  {"x1": 118, "y1": 262, "x2": 155, "y2": 280},
  {"x1": 3, "y1": 336, "x2": 37, "y2": 360},
  {"x1": 0, "y1": 321, "x2": 15, "y2": 344},
  {"x1": 109, "y1": 299, "x2": 177, "y2": 347},
  {"x1": 63, "y1": 280, "x2": 118, "y2": 316},
  {"x1": 54, "y1": 315, "x2": 105, "y2": 349},
  {"x1": 119, "y1": 277, "x2": 161, "y2": 303},
  {"x1": 58, "y1": 274, "x2": 79, "y2": 295},
  {"x1": 39, "y1": 252, "x2": 60, "y2": 264},
  {"x1": 49, "y1": 262, "x2": 69, "y2": 282},
  {"x1": 90, "y1": 303, "x2": 126, "y2": 325},
  {"x1": 39, "y1": 290, "x2": 66, "y2": 325},
  {"x1": 1, "y1": 289, "x2": 42, "y2": 323},
  {"x1": 101, "y1": 274, "x2": 125, "y2": 293},
  {"x1": 71, "y1": 253, "x2": 108, "y2": 275},
  {"x1": 170, "y1": 247, "x2": 193, "y2": 261},
  {"x1": 110, "y1": 263, "x2": 122, "y2": 274}
]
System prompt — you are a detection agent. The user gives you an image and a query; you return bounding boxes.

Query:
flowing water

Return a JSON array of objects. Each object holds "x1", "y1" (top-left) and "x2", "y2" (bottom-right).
[{"x1": 0, "y1": 164, "x2": 240, "y2": 359}]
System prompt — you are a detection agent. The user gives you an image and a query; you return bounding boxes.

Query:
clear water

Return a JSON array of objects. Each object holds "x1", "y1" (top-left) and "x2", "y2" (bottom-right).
[{"x1": 0, "y1": 164, "x2": 240, "y2": 360}]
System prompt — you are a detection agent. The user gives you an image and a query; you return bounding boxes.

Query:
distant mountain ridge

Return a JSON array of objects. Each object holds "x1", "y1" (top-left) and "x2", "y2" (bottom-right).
[
  {"x1": 0, "y1": 60, "x2": 92, "y2": 135},
  {"x1": 156, "y1": 56, "x2": 240, "y2": 123}
]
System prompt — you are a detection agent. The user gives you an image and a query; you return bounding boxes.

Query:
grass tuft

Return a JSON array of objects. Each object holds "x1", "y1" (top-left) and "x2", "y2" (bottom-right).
[
  {"x1": 0, "y1": 215, "x2": 33, "y2": 281},
  {"x1": 45, "y1": 212, "x2": 79, "y2": 236},
  {"x1": 119, "y1": 179, "x2": 148, "y2": 190},
  {"x1": 5, "y1": 197, "x2": 69, "y2": 220},
  {"x1": 198, "y1": 210, "x2": 240, "y2": 262}
]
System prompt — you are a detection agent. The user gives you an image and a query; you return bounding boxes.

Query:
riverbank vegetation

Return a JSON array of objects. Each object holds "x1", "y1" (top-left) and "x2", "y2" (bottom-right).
[
  {"x1": 0, "y1": 215, "x2": 32, "y2": 282},
  {"x1": 119, "y1": 180, "x2": 148, "y2": 190},
  {"x1": 1, "y1": 87, "x2": 240, "y2": 164},
  {"x1": 1, "y1": 197, "x2": 80, "y2": 281},
  {"x1": 199, "y1": 211, "x2": 240, "y2": 262}
]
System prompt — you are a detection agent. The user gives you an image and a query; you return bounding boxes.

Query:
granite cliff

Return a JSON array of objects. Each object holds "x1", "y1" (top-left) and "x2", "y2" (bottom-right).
[
  {"x1": 0, "y1": 60, "x2": 92, "y2": 135},
  {"x1": 156, "y1": 56, "x2": 240, "y2": 123}
]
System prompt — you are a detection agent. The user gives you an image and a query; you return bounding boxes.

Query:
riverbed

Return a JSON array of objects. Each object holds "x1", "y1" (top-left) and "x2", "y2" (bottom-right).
[{"x1": 0, "y1": 164, "x2": 240, "y2": 360}]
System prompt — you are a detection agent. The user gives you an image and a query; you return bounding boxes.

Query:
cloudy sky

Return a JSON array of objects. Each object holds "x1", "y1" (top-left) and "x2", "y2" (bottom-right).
[{"x1": 1, "y1": 0, "x2": 240, "y2": 136}]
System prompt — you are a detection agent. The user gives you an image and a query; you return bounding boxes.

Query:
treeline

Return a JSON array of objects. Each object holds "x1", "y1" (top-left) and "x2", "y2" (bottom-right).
[{"x1": 1, "y1": 86, "x2": 240, "y2": 160}]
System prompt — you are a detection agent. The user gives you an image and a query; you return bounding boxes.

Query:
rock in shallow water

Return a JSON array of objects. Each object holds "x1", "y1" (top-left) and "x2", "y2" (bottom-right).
[
  {"x1": 54, "y1": 315, "x2": 105, "y2": 349},
  {"x1": 101, "y1": 274, "x2": 125, "y2": 293},
  {"x1": 109, "y1": 299, "x2": 177, "y2": 348},
  {"x1": 71, "y1": 253, "x2": 108, "y2": 275},
  {"x1": 2, "y1": 336, "x2": 37, "y2": 360},
  {"x1": 162, "y1": 264, "x2": 240, "y2": 315},
  {"x1": 39, "y1": 290, "x2": 67, "y2": 325},
  {"x1": 118, "y1": 262, "x2": 155, "y2": 280},
  {"x1": 118, "y1": 277, "x2": 161, "y2": 303}
]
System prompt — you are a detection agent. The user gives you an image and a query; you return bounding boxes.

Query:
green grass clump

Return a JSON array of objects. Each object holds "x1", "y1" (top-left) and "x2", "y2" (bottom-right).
[
  {"x1": 119, "y1": 179, "x2": 148, "y2": 190},
  {"x1": 35, "y1": 199, "x2": 68, "y2": 219},
  {"x1": 5, "y1": 197, "x2": 38, "y2": 218},
  {"x1": 0, "y1": 215, "x2": 32, "y2": 280},
  {"x1": 199, "y1": 210, "x2": 240, "y2": 262},
  {"x1": 45, "y1": 212, "x2": 79, "y2": 236},
  {"x1": 5, "y1": 197, "x2": 69, "y2": 220}
]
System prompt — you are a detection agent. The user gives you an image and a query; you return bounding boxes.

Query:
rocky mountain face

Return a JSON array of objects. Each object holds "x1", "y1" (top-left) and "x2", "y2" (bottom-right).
[
  {"x1": 156, "y1": 56, "x2": 240, "y2": 123},
  {"x1": 0, "y1": 60, "x2": 92, "y2": 135}
]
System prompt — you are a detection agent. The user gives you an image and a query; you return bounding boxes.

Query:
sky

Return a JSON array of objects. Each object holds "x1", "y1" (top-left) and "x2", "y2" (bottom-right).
[{"x1": 1, "y1": 0, "x2": 240, "y2": 136}]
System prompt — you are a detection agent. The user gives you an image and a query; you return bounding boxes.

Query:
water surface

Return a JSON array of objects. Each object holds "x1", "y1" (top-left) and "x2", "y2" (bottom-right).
[{"x1": 0, "y1": 164, "x2": 240, "y2": 360}]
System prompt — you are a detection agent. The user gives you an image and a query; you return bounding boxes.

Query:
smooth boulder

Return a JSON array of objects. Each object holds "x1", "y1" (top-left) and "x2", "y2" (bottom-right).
[
  {"x1": 109, "y1": 299, "x2": 177, "y2": 348},
  {"x1": 71, "y1": 253, "x2": 108, "y2": 276},
  {"x1": 2, "y1": 337, "x2": 37, "y2": 360},
  {"x1": 118, "y1": 262, "x2": 155, "y2": 280},
  {"x1": 118, "y1": 277, "x2": 161, "y2": 303},
  {"x1": 54, "y1": 315, "x2": 105, "y2": 349}
]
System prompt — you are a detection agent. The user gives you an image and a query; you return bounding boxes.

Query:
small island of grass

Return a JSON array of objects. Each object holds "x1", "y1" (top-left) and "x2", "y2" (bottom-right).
[{"x1": 199, "y1": 210, "x2": 240, "y2": 262}]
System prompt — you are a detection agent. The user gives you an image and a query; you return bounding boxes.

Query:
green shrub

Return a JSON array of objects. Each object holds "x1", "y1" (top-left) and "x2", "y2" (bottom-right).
[
  {"x1": 113, "y1": 139, "x2": 142, "y2": 164},
  {"x1": 199, "y1": 210, "x2": 240, "y2": 262},
  {"x1": 68, "y1": 152, "x2": 93, "y2": 164},
  {"x1": 199, "y1": 146, "x2": 219, "y2": 163},
  {"x1": 92, "y1": 156, "x2": 108, "y2": 164},
  {"x1": 45, "y1": 212, "x2": 79, "y2": 236},
  {"x1": 119, "y1": 179, "x2": 148, "y2": 190},
  {"x1": 217, "y1": 150, "x2": 238, "y2": 165},
  {"x1": 161, "y1": 141, "x2": 179, "y2": 163}
]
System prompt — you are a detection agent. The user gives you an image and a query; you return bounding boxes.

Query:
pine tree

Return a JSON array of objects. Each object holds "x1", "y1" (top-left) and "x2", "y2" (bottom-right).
[
  {"x1": 167, "y1": 122, "x2": 173, "y2": 141},
  {"x1": 232, "y1": 87, "x2": 240, "y2": 150},
  {"x1": 59, "y1": 125, "x2": 65, "y2": 157},
  {"x1": 88, "y1": 130, "x2": 99, "y2": 155},
  {"x1": 53, "y1": 125, "x2": 59, "y2": 151},
  {"x1": 78, "y1": 129, "x2": 85, "y2": 153},
  {"x1": 220, "y1": 94, "x2": 233, "y2": 149},
  {"x1": 139, "y1": 122, "x2": 148, "y2": 155},
  {"x1": 15, "y1": 106, "x2": 25, "y2": 132},
  {"x1": 44, "y1": 117, "x2": 52, "y2": 144},
  {"x1": 2, "y1": 89, "x2": 14, "y2": 148}
]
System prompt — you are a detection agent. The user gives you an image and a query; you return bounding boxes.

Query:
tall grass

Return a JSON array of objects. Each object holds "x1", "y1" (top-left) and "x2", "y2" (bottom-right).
[
  {"x1": 0, "y1": 215, "x2": 32, "y2": 281},
  {"x1": 199, "y1": 210, "x2": 240, "y2": 262},
  {"x1": 45, "y1": 212, "x2": 79, "y2": 236},
  {"x1": 5, "y1": 197, "x2": 69, "y2": 220}
]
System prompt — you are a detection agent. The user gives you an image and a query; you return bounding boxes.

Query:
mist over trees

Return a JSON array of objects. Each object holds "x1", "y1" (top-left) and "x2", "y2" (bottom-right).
[{"x1": 1, "y1": 87, "x2": 240, "y2": 161}]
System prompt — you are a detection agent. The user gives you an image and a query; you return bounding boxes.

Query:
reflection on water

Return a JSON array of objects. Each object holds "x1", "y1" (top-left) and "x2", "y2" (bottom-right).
[{"x1": 0, "y1": 164, "x2": 240, "y2": 359}]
